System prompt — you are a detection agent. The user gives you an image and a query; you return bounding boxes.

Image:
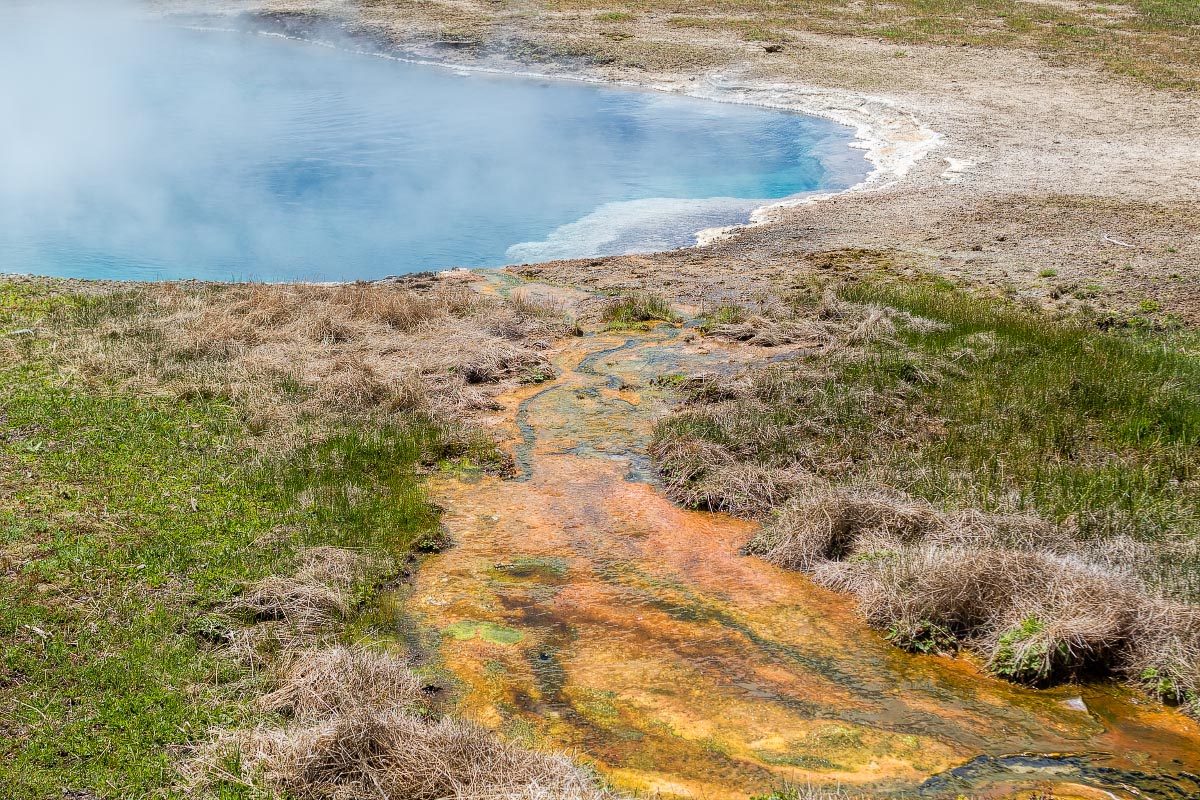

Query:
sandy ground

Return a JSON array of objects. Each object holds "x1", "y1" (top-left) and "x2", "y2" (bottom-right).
[{"x1": 151, "y1": 0, "x2": 1200, "y2": 323}]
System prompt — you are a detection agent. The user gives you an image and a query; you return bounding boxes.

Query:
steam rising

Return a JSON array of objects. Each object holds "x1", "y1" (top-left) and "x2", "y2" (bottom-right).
[{"x1": 0, "y1": 1, "x2": 860, "y2": 282}]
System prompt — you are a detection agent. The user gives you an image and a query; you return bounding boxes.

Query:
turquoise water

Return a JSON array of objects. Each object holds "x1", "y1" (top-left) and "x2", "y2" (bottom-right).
[{"x1": 0, "y1": 13, "x2": 866, "y2": 282}]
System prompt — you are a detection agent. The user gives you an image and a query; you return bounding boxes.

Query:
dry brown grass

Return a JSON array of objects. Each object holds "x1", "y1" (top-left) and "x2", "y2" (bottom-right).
[
  {"x1": 745, "y1": 487, "x2": 941, "y2": 570},
  {"x1": 698, "y1": 297, "x2": 836, "y2": 349},
  {"x1": 246, "y1": 710, "x2": 609, "y2": 800},
  {"x1": 200, "y1": 644, "x2": 609, "y2": 800},
  {"x1": 294, "y1": 546, "x2": 390, "y2": 588},
  {"x1": 747, "y1": 487, "x2": 1075, "y2": 570},
  {"x1": 232, "y1": 547, "x2": 394, "y2": 654},
  {"x1": 703, "y1": 311, "x2": 829, "y2": 348},
  {"x1": 258, "y1": 646, "x2": 426, "y2": 722},
  {"x1": 48, "y1": 276, "x2": 576, "y2": 447},
  {"x1": 238, "y1": 575, "x2": 351, "y2": 627},
  {"x1": 750, "y1": 488, "x2": 1200, "y2": 700},
  {"x1": 245, "y1": 710, "x2": 606, "y2": 800},
  {"x1": 1126, "y1": 601, "x2": 1200, "y2": 707},
  {"x1": 832, "y1": 546, "x2": 1134, "y2": 681},
  {"x1": 650, "y1": 431, "x2": 806, "y2": 516},
  {"x1": 754, "y1": 785, "x2": 871, "y2": 800}
]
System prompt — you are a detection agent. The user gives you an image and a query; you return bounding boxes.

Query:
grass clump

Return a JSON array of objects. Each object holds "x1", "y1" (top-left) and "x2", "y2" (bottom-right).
[
  {"x1": 196, "y1": 641, "x2": 610, "y2": 800},
  {"x1": 752, "y1": 783, "x2": 869, "y2": 800},
  {"x1": 698, "y1": 302, "x2": 825, "y2": 347},
  {"x1": 748, "y1": 488, "x2": 1199, "y2": 697},
  {"x1": 600, "y1": 293, "x2": 680, "y2": 331}
]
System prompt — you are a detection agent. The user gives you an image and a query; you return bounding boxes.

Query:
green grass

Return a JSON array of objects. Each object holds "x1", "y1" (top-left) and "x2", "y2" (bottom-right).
[
  {"x1": 601, "y1": 293, "x2": 680, "y2": 331},
  {"x1": 0, "y1": 294, "x2": 481, "y2": 797},
  {"x1": 544, "y1": 0, "x2": 1200, "y2": 89},
  {"x1": 990, "y1": 615, "x2": 1060, "y2": 684},
  {"x1": 698, "y1": 304, "x2": 748, "y2": 333},
  {"x1": 655, "y1": 279, "x2": 1200, "y2": 595},
  {"x1": 840, "y1": 281, "x2": 1200, "y2": 533},
  {"x1": 1135, "y1": 0, "x2": 1200, "y2": 27}
]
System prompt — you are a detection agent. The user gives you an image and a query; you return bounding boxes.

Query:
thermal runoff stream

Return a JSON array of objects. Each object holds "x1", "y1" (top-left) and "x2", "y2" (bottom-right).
[
  {"x1": 398, "y1": 274, "x2": 1200, "y2": 800},
  {"x1": 8, "y1": 7, "x2": 1200, "y2": 798},
  {"x1": 0, "y1": 7, "x2": 864, "y2": 282}
]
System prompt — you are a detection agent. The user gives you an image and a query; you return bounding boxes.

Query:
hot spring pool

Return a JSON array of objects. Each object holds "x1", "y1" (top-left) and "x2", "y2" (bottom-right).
[{"x1": 0, "y1": 10, "x2": 868, "y2": 282}]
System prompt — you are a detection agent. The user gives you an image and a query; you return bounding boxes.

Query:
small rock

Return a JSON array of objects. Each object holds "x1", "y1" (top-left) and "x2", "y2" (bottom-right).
[{"x1": 1063, "y1": 697, "x2": 1088, "y2": 712}]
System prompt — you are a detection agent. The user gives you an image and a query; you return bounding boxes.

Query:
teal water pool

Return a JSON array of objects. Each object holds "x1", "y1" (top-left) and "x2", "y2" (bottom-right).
[{"x1": 0, "y1": 9, "x2": 868, "y2": 282}]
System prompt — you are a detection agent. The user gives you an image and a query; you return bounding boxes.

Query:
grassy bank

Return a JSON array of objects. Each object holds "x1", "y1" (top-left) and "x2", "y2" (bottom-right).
[
  {"x1": 546, "y1": 0, "x2": 1200, "y2": 90},
  {"x1": 0, "y1": 373, "x2": 457, "y2": 795},
  {"x1": 0, "y1": 279, "x2": 604, "y2": 798},
  {"x1": 652, "y1": 277, "x2": 1200, "y2": 709}
]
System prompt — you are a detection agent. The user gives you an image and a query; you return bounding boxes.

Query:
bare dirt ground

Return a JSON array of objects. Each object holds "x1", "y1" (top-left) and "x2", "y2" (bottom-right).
[{"x1": 151, "y1": 0, "x2": 1200, "y2": 323}]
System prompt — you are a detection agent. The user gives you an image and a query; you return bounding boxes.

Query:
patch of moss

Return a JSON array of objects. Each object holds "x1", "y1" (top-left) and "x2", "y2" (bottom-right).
[
  {"x1": 442, "y1": 620, "x2": 525, "y2": 645},
  {"x1": 489, "y1": 556, "x2": 570, "y2": 581}
]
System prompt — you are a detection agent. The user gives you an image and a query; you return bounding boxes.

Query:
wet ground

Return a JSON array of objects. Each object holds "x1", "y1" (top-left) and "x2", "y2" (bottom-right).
[{"x1": 400, "y1": 275, "x2": 1200, "y2": 799}]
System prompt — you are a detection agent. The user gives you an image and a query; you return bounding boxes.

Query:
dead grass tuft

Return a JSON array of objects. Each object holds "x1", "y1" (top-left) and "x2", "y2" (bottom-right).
[
  {"x1": 258, "y1": 646, "x2": 425, "y2": 722},
  {"x1": 684, "y1": 461, "x2": 801, "y2": 517},
  {"x1": 243, "y1": 710, "x2": 606, "y2": 800},
  {"x1": 294, "y1": 547, "x2": 392, "y2": 589},
  {"x1": 746, "y1": 488, "x2": 939, "y2": 571},
  {"x1": 754, "y1": 487, "x2": 1200, "y2": 694},
  {"x1": 309, "y1": 356, "x2": 424, "y2": 413},
  {"x1": 651, "y1": 433, "x2": 804, "y2": 516},
  {"x1": 845, "y1": 305, "x2": 897, "y2": 346},
  {"x1": 204, "y1": 645, "x2": 610, "y2": 800},
  {"x1": 706, "y1": 315, "x2": 827, "y2": 347},
  {"x1": 47, "y1": 277, "x2": 576, "y2": 449},
  {"x1": 232, "y1": 547, "x2": 391, "y2": 650},
  {"x1": 237, "y1": 576, "x2": 350, "y2": 627},
  {"x1": 1126, "y1": 601, "x2": 1200, "y2": 710},
  {"x1": 327, "y1": 283, "x2": 476, "y2": 330}
]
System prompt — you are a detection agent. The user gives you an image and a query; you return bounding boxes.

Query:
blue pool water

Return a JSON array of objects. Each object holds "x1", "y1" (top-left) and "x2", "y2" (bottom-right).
[{"x1": 0, "y1": 11, "x2": 867, "y2": 282}]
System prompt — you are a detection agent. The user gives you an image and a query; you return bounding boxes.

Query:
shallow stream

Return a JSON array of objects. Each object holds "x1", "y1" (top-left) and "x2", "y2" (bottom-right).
[{"x1": 403, "y1": 276, "x2": 1200, "y2": 799}]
